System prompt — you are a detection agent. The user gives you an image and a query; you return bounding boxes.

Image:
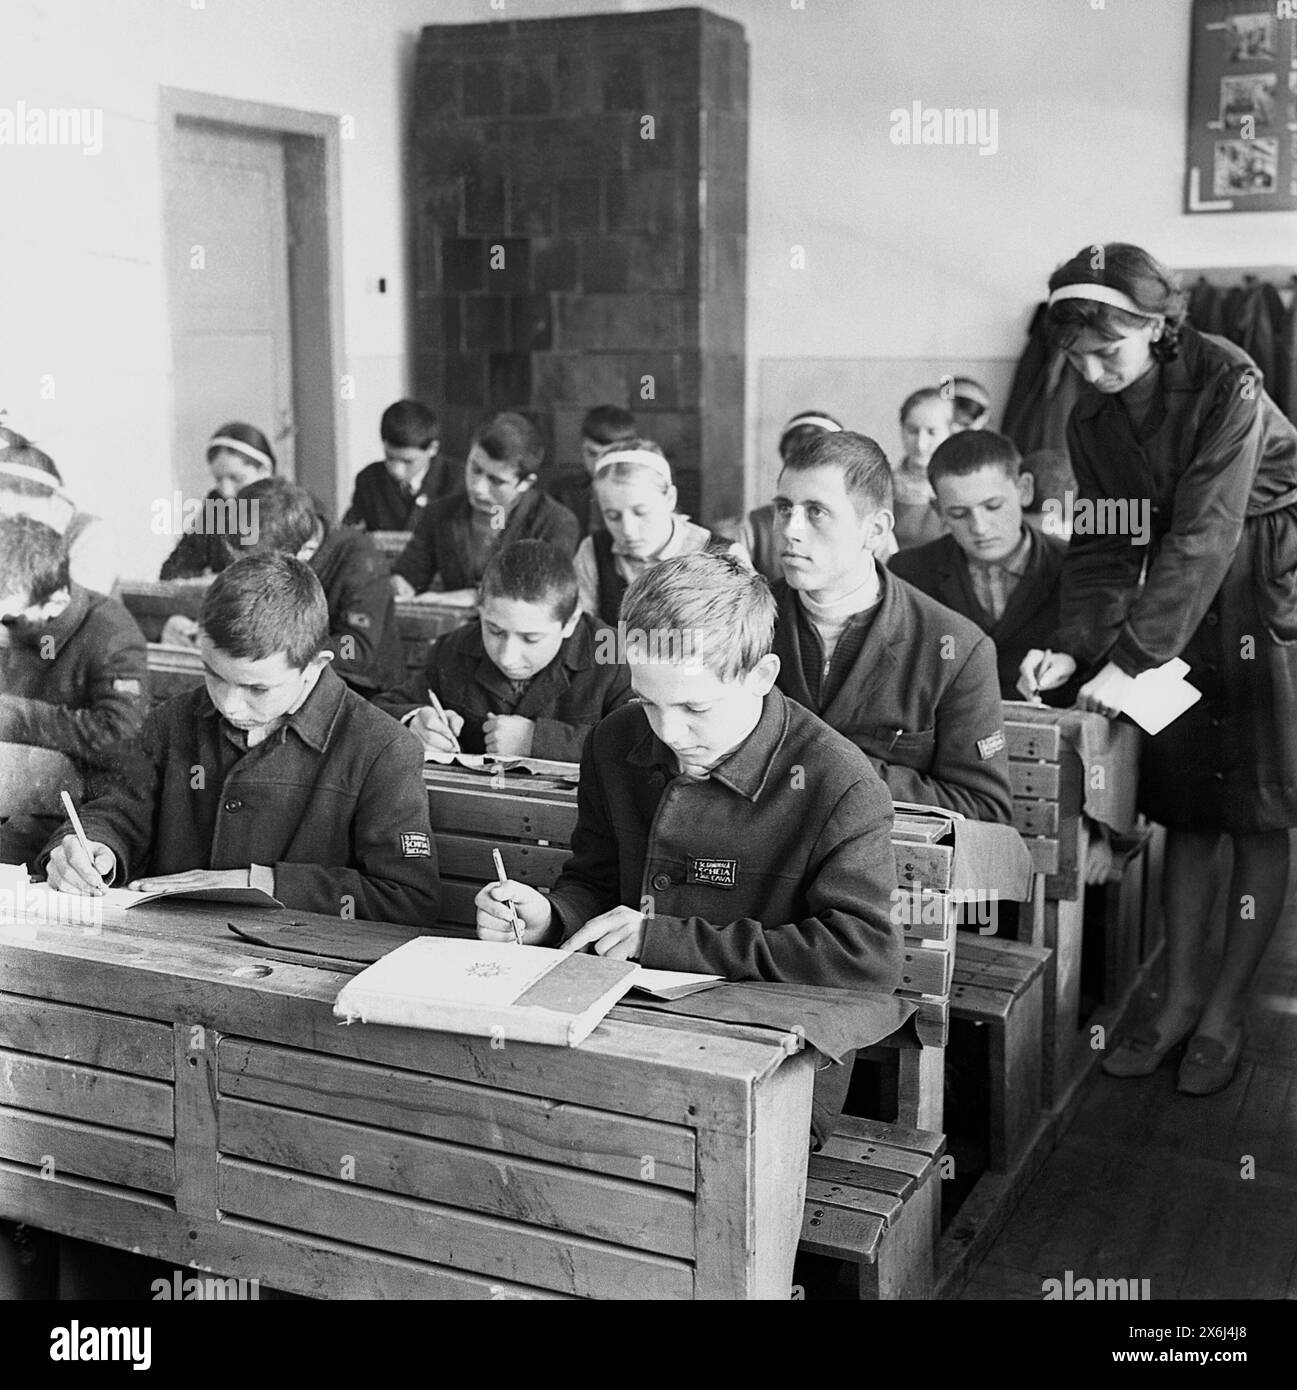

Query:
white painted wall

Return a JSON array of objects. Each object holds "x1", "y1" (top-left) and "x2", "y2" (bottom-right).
[{"x1": 2, "y1": 0, "x2": 1292, "y2": 576}]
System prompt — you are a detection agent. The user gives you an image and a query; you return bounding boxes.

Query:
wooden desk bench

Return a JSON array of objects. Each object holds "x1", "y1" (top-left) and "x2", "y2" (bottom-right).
[
  {"x1": 394, "y1": 599, "x2": 474, "y2": 675},
  {"x1": 0, "y1": 903, "x2": 814, "y2": 1299},
  {"x1": 116, "y1": 579, "x2": 207, "y2": 643},
  {"x1": 423, "y1": 770, "x2": 970, "y2": 1301},
  {"x1": 1000, "y1": 702, "x2": 1145, "y2": 1107}
]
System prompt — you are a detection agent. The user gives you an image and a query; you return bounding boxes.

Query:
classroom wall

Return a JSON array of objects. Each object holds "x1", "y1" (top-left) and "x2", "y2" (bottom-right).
[{"x1": 3, "y1": 0, "x2": 1293, "y2": 576}]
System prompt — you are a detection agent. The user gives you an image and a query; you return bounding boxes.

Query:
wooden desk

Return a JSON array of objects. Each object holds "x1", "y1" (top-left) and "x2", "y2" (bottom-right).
[
  {"x1": 0, "y1": 902, "x2": 814, "y2": 1299},
  {"x1": 123, "y1": 580, "x2": 473, "y2": 681}
]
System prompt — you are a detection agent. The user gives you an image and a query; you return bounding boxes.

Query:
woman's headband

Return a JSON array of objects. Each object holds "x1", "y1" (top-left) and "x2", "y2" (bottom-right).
[
  {"x1": 1047, "y1": 283, "x2": 1154, "y2": 318},
  {"x1": 782, "y1": 413, "x2": 843, "y2": 435},
  {"x1": 594, "y1": 448, "x2": 674, "y2": 486},
  {"x1": 208, "y1": 435, "x2": 274, "y2": 470}
]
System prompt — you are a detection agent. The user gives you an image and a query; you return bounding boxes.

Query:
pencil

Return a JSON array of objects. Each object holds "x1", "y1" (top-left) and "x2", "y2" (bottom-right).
[
  {"x1": 426, "y1": 686, "x2": 460, "y2": 753},
  {"x1": 492, "y1": 847, "x2": 524, "y2": 946},
  {"x1": 60, "y1": 789, "x2": 103, "y2": 891}
]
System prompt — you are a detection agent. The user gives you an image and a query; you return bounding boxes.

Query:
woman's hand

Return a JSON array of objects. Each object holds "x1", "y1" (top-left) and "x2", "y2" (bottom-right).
[
  {"x1": 1018, "y1": 648, "x2": 1077, "y2": 698},
  {"x1": 1077, "y1": 661, "x2": 1137, "y2": 720}
]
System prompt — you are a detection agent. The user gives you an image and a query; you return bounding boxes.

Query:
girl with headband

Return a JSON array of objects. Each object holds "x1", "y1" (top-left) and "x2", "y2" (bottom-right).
[
  {"x1": 0, "y1": 427, "x2": 118, "y2": 594},
  {"x1": 574, "y1": 439, "x2": 748, "y2": 625},
  {"x1": 1020, "y1": 242, "x2": 1297, "y2": 1096},
  {"x1": 159, "y1": 422, "x2": 276, "y2": 580},
  {"x1": 891, "y1": 386, "x2": 955, "y2": 551}
]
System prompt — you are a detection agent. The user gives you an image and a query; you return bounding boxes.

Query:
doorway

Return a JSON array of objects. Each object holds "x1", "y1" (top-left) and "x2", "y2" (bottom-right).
[{"x1": 159, "y1": 89, "x2": 345, "y2": 515}]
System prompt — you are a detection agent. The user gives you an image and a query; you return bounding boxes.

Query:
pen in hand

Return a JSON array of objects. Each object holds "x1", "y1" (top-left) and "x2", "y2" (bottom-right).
[
  {"x1": 426, "y1": 686, "x2": 461, "y2": 753},
  {"x1": 492, "y1": 847, "x2": 524, "y2": 946},
  {"x1": 60, "y1": 789, "x2": 104, "y2": 893}
]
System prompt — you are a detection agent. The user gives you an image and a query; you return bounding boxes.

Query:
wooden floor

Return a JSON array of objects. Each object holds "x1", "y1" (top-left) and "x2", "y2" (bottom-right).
[{"x1": 960, "y1": 878, "x2": 1297, "y2": 1301}]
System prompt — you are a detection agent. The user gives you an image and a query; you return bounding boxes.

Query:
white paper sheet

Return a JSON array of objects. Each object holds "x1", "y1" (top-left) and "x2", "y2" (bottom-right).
[{"x1": 1117, "y1": 657, "x2": 1202, "y2": 736}]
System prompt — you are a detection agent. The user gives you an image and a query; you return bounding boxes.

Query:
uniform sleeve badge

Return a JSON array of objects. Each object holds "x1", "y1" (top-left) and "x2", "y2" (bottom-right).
[
  {"x1": 977, "y1": 731, "x2": 1006, "y2": 760},
  {"x1": 400, "y1": 831, "x2": 432, "y2": 858}
]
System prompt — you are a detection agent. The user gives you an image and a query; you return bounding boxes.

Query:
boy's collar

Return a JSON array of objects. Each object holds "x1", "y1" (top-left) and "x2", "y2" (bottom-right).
[
  {"x1": 627, "y1": 686, "x2": 790, "y2": 802},
  {"x1": 199, "y1": 663, "x2": 345, "y2": 753}
]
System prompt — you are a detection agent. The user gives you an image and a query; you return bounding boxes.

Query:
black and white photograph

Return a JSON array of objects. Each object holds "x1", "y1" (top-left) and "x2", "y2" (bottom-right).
[{"x1": 1, "y1": 0, "x2": 1296, "y2": 1354}]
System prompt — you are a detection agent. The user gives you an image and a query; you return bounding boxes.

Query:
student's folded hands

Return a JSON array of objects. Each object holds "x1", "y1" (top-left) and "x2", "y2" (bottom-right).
[
  {"x1": 483, "y1": 714, "x2": 533, "y2": 757},
  {"x1": 47, "y1": 836, "x2": 117, "y2": 895},
  {"x1": 127, "y1": 869, "x2": 252, "y2": 893},
  {"x1": 474, "y1": 878, "x2": 553, "y2": 943},
  {"x1": 561, "y1": 906, "x2": 646, "y2": 962}
]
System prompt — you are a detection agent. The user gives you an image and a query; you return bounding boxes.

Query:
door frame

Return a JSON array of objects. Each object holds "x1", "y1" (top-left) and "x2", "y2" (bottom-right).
[{"x1": 159, "y1": 87, "x2": 346, "y2": 515}]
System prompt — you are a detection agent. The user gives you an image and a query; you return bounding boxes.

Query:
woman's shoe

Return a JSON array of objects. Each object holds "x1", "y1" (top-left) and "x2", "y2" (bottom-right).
[
  {"x1": 1101, "y1": 1016, "x2": 1197, "y2": 1078},
  {"x1": 1177, "y1": 1030, "x2": 1246, "y2": 1096}
]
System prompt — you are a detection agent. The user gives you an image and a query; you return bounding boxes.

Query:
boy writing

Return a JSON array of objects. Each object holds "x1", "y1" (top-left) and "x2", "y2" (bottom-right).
[
  {"x1": 343, "y1": 398, "x2": 458, "y2": 533},
  {"x1": 476, "y1": 551, "x2": 901, "y2": 1143},
  {"x1": 40, "y1": 554, "x2": 440, "y2": 928},
  {"x1": 375, "y1": 540, "x2": 630, "y2": 761},
  {"x1": 889, "y1": 431, "x2": 1069, "y2": 699},
  {"x1": 0, "y1": 515, "x2": 148, "y2": 864},
  {"x1": 772, "y1": 430, "x2": 1012, "y2": 821},
  {"x1": 391, "y1": 412, "x2": 579, "y2": 603}
]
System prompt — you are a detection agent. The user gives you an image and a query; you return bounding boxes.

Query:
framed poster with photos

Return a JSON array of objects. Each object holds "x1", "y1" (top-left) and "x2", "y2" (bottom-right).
[{"x1": 1185, "y1": 0, "x2": 1297, "y2": 213}]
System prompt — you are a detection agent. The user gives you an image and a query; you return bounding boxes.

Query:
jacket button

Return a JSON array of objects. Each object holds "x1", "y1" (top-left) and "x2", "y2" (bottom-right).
[
  {"x1": 224, "y1": 799, "x2": 243, "y2": 812},
  {"x1": 648, "y1": 772, "x2": 665, "y2": 789},
  {"x1": 651, "y1": 872, "x2": 671, "y2": 892},
  {"x1": 1204, "y1": 613, "x2": 1219, "y2": 626}
]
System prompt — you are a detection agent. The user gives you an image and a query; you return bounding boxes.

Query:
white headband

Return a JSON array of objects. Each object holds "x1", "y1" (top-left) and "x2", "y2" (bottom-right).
[
  {"x1": 594, "y1": 449, "x2": 673, "y2": 486},
  {"x1": 0, "y1": 461, "x2": 77, "y2": 535},
  {"x1": 208, "y1": 435, "x2": 274, "y2": 470},
  {"x1": 782, "y1": 414, "x2": 843, "y2": 434},
  {"x1": 1048, "y1": 283, "x2": 1152, "y2": 317}
]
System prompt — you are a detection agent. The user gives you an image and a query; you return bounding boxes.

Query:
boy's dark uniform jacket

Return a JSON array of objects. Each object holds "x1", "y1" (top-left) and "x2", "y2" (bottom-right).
[
  {"x1": 342, "y1": 457, "x2": 460, "y2": 532},
  {"x1": 548, "y1": 689, "x2": 902, "y2": 992},
  {"x1": 35, "y1": 665, "x2": 441, "y2": 928},
  {"x1": 309, "y1": 522, "x2": 405, "y2": 693},
  {"x1": 374, "y1": 611, "x2": 631, "y2": 762},
  {"x1": 393, "y1": 487, "x2": 580, "y2": 593},
  {"x1": 549, "y1": 690, "x2": 901, "y2": 1149},
  {"x1": 0, "y1": 585, "x2": 149, "y2": 855},
  {"x1": 889, "y1": 529, "x2": 1069, "y2": 699},
  {"x1": 771, "y1": 570, "x2": 1013, "y2": 823}
]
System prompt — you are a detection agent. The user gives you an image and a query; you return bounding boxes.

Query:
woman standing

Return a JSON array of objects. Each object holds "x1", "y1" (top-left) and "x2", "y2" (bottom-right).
[{"x1": 1021, "y1": 243, "x2": 1297, "y2": 1096}]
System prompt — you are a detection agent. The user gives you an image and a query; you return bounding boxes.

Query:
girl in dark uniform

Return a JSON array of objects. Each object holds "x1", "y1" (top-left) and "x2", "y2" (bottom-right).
[{"x1": 1021, "y1": 243, "x2": 1297, "y2": 1096}]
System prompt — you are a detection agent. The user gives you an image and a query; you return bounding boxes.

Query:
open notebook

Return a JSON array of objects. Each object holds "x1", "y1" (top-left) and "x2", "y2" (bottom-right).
[
  {"x1": 334, "y1": 938, "x2": 639, "y2": 1046},
  {"x1": 332, "y1": 939, "x2": 725, "y2": 1045},
  {"x1": 0, "y1": 866, "x2": 282, "y2": 915}
]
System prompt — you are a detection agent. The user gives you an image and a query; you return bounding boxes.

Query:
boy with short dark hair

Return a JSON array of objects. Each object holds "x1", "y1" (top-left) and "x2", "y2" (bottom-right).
[
  {"x1": 375, "y1": 539, "x2": 630, "y2": 761},
  {"x1": 890, "y1": 431, "x2": 1069, "y2": 699},
  {"x1": 0, "y1": 515, "x2": 149, "y2": 864},
  {"x1": 343, "y1": 398, "x2": 458, "y2": 532},
  {"x1": 550, "y1": 405, "x2": 638, "y2": 540},
  {"x1": 391, "y1": 412, "x2": 579, "y2": 603},
  {"x1": 39, "y1": 554, "x2": 440, "y2": 928},
  {"x1": 772, "y1": 430, "x2": 1012, "y2": 822},
  {"x1": 233, "y1": 477, "x2": 405, "y2": 694}
]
